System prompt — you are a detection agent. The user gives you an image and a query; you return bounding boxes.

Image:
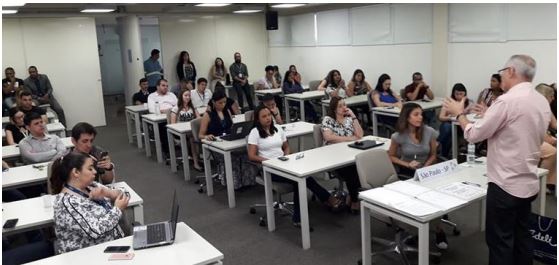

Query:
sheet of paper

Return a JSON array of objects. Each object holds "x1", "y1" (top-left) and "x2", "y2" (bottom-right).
[
  {"x1": 384, "y1": 181, "x2": 432, "y2": 197},
  {"x1": 436, "y1": 182, "x2": 486, "y2": 201},
  {"x1": 392, "y1": 199, "x2": 441, "y2": 217},
  {"x1": 359, "y1": 187, "x2": 410, "y2": 206},
  {"x1": 416, "y1": 190, "x2": 467, "y2": 211}
]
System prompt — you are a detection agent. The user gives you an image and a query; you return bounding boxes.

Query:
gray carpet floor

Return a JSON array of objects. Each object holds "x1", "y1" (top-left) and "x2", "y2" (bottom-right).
[{"x1": 97, "y1": 95, "x2": 556, "y2": 265}]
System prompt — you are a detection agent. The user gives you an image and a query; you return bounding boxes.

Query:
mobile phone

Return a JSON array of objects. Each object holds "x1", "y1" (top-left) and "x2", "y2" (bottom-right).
[
  {"x1": 100, "y1": 151, "x2": 109, "y2": 159},
  {"x1": 3, "y1": 219, "x2": 18, "y2": 229},
  {"x1": 278, "y1": 156, "x2": 289, "y2": 161},
  {"x1": 104, "y1": 246, "x2": 130, "y2": 253},
  {"x1": 108, "y1": 253, "x2": 135, "y2": 260}
]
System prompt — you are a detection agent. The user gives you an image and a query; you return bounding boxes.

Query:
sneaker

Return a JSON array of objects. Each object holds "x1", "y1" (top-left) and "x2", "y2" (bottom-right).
[{"x1": 435, "y1": 231, "x2": 448, "y2": 250}]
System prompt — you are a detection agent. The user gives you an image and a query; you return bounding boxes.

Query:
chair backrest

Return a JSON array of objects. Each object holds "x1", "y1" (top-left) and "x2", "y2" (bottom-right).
[
  {"x1": 312, "y1": 124, "x2": 324, "y2": 148},
  {"x1": 308, "y1": 80, "x2": 321, "y2": 91},
  {"x1": 355, "y1": 149, "x2": 399, "y2": 189},
  {"x1": 166, "y1": 110, "x2": 172, "y2": 124},
  {"x1": 367, "y1": 90, "x2": 375, "y2": 110},
  {"x1": 400, "y1": 88, "x2": 406, "y2": 100},
  {"x1": 190, "y1": 117, "x2": 203, "y2": 142},
  {"x1": 244, "y1": 110, "x2": 254, "y2": 122}
]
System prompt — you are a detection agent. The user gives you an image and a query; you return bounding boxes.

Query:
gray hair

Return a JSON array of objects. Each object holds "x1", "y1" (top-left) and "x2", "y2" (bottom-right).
[
  {"x1": 505, "y1": 55, "x2": 536, "y2": 81},
  {"x1": 535, "y1": 83, "x2": 554, "y2": 99}
]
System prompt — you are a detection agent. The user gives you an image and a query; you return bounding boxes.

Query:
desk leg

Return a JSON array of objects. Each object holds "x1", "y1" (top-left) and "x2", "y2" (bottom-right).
[
  {"x1": 180, "y1": 133, "x2": 190, "y2": 181},
  {"x1": 480, "y1": 198, "x2": 486, "y2": 232},
  {"x1": 361, "y1": 204, "x2": 372, "y2": 265},
  {"x1": 299, "y1": 100, "x2": 305, "y2": 122},
  {"x1": 539, "y1": 174, "x2": 547, "y2": 215},
  {"x1": 135, "y1": 113, "x2": 143, "y2": 149},
  {"x1": 263, "y1": 168, "x2": 276, "y2": 232},
  {"x1": 60, "y1": 130, "x2": 66, "y2": 138},
  {"x1": 168, "y1": 131, "x2": 177, "y2": 172},
  {"x1": 203, "y1": 145, "x2": 214, "y2": 196},
  {"x1": 284, "y1": 97, "x2": 290, "y2": 123},
  {"x1": 224, "y1": 151, "x2": 236, "y2": 208},
  {"x1": 143, "y1": 121, "x2": 151, "y2": 157},
  {"x1": 418, "y1": 222, "x2": 429, "y2": 265},
  {"x1": 452, "y1": 124, "x2": 458, "y2": 159},
  {"x1": 154, "y1": 123, "x2": 163, "y2": 163},
  {"x1": 372, "y1": 112, "x2": 378, "y2": 136},
  {"x1": 298, "y1": 178, "x2": 310, "y2": 249},
  {"x1": 133, "y1": 204, "x2": 144, "y2": 224},
  {"x1": 126, "y1": 111, "x2": 133, "y2": 144},
  {"x1": 321, "y1": 104, "x2": 327, "y2": 118}
]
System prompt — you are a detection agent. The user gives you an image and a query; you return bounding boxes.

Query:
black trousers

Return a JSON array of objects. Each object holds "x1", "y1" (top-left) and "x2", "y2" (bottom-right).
[
  {"x1": 233, "y1": 82, "x2": 254, "y2": 110},
  {"x1": 335, "y1": 165, "x2": 362, "y2": 202},
  {"x1": 486, "y1": 182, "x2": 537, "y2": 265}
]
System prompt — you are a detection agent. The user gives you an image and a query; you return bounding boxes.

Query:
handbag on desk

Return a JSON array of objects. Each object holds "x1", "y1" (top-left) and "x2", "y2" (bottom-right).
[{"x1": 531, "y1": 213, "x2": 557, "y2": 264}]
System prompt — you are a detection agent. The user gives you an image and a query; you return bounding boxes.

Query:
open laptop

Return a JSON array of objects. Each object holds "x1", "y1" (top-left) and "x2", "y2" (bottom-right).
[
  {"x1": 220, "y1": 121, "x2": 252, "y2": 141},
  {"x1": 132, "y1": 190, "x2": 179, "y2": 250}
]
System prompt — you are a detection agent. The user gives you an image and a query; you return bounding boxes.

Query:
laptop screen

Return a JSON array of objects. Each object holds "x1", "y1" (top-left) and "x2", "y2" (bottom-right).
[{"x1": 170, "y1": 190, "x2": 179, "y2": 240}]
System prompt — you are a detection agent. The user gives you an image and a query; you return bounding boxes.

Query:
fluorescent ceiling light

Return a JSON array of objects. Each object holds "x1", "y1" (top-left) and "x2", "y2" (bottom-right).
[
  {"x1": 81, "y1": 9, "x2": 115, "y2": 13},
  {"x1": 2, "y1": 10, "x2": 18, "y2": 14},
  {"x1": 233, "y1": 9, "x2": 262, "y2": 14},
  {"x1": 2, "y1": 0, "x2": 25, "y2": 7},
  {"x1": 195, "y1": 3, "x2": 231, "y2": 7},
  {"x1": 271, "y1": 4, "x2": 306, "y2": 8}
]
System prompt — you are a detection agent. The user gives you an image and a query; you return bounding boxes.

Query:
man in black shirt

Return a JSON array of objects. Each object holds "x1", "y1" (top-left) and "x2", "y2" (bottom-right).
[
  {"x1": 15, "y1": 90, "x2": 48, "y2": 124},
  {"x1": 2, "y1": 67, "x2": 25, "y2": 116},
  {"x1": 132, "y1": 78, "x2": 150, "y2": 105}
]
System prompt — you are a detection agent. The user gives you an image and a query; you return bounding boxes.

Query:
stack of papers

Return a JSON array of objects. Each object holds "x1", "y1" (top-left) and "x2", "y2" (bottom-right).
[
  {"x1": 359, "y1": 188, "x2": 441, "y2": 217},
  {"x1": 415, "y1": 190, "x2": 467, "y2": 211},
  {"x1": 436, "y1": 182, "x2": 486, "y2": 201},
  {"x1": 384, "y1": 181, "x2": 431, "y2": 197}
]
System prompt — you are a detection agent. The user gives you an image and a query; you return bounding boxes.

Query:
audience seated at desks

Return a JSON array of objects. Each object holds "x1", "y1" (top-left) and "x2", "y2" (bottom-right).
[
  {"x1": 229, "y1": 52, "x2": 254, "y2": 111},
  {"x1": 346, "y1": 69, "x2": 372, "y2": 97},
  {"x1": 199, "y1": 91, "x2": 257, "y2": 189},
  {"x1": 2, "y1": 67, "x2": 24, "y2": 116},
  {"x1": 477, "y1": 74, "x2": 503, "y2": 108},
  {"x1": 369, "y1": 74, "x2": 402, "y2": 128},
  {"x1": 214, "y1": 83, "x2": 241, "y2": 115},
  {"x1": 321, "y1": 97, "x2": 364, "y2": 213},
  {"x1": 387, "y1": 102, "x2": 449, "y2": 249},
  {"x1": 50, "y1": 152, "x2": 129, "y2": 254},
  {"x1": 318, "y1": 69, "x2": 346, "y2": 99},
  {"x1": 2, "y1": 160, "x2": 27, "y2": 202},
  {"x1": 404, "y1": 72, "x2": 434, "y2": 101},
  {"x1": 23, "y1": 66, "x2": 66, "y2": 126},
  {"x1": 273, "y1": 65, "x2": 282, "y2": 85},
  {"x1": 4, "y1": 108, "x2": 29, "y2": 146},
  {"x1": 176, "y1": 51, "x2": 197, "y2": 87},
  {"x1": 535, "y1": 83, "x2": 557, "y2": 194},
  {"x1": 191, "y1": 78, "x2": 212, "y2": 111},
  {"x1": 437, "y1": 83, "x2": 474, "y2": 158},
  {"x1": 283, "y1": 71, "x2": 318, "y2": 123},
  {"x1": 170, "y1": 89, "x2": 203, "y2": 171},
  {"x1": 170, "y1": 79, "x2": 193, "y2": 99},
  {"x1": 288, "y1": 65, "x2": 302, "y2": 84},
  {"x1": 19, "y1": 112, "x2": 66, "y2": 165},
  {"x1": 255, "y1": 65, "x2": 280, "y2": 91},
  {"x1": 209, "y1": 57, "x2": 228, "y2": 91},
  {"x1": 143, "y1": 49, "x2": 163, "y2": 94},
  {"x1": 247, "y1": 105, "x2": 343, "y2": 225},
  {"x1": 132, "y1": 78, "x2": 150, "y2": 105},
  {"x1": 15, "y1": 90, "x2": 48, "y2": 124},
  {"x1": 260, "y1": 93, "x2": 283, "y2": 125},
  {"x1": 147, "y1": 79, "x2": 177, "y2": 156},
  {"x1": 71, "y1": 122, "x2": 115, "y2": 184}
]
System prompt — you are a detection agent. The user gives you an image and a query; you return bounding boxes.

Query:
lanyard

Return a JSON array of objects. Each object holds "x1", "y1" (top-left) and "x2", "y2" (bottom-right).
[
  {"x1": 64, "y1": 183, "x2": 112, "y2": 211},
  {"x1": 197, "y1": 90, "x2": 205, "y2": 102}
]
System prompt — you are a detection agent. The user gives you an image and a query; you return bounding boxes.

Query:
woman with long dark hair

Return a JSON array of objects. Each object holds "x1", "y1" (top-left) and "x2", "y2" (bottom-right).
[
  {"x1": 437, "y1": 83, "x2": 473, "y2": 158},
  {"x1": 210, "y1": 57, "x2": 228, "y2": 91},
  {"x1": 347, "y1": 69, "x2": 372, "y2": 97},
  {"x1": 176, "y1": 51, "x2": 197, "y2": 85},
  {"x1": 170, "y1": 89, "x2": 202, "y2": 170},
  {"x1": 318, "y1": 69, "x2": 346, "y2": 99}
]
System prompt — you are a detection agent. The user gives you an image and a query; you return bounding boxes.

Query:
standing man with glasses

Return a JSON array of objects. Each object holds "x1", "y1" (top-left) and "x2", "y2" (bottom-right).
[
  {"x1": 229, "y1": 52, "x2": 254, "y2": 112},
  {"x1": 443, "y1": 55, "x2": 550, "y2": 265}
]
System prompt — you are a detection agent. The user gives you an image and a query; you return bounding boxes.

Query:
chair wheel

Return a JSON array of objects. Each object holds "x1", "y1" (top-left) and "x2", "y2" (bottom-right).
[
  {"x1": 453, "y1": 228, "x2": 461, "y2": 236},
  {"x1": 432, "y1": 256, "x2": 441, "y2": 264},
  {"x1": 198, "y1": 188, "x2": 204, "y2": 193},
  {"x1": 259, "y1": 217, "x2": 266, "y2": 227},
  {"x1": 249, "y1": 207, "x2": 256, "y2": 214}
]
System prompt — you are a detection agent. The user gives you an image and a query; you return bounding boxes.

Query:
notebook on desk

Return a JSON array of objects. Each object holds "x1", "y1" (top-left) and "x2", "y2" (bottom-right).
[
  {"x1": 220, "y1": 121, "x2": 252, "y2": 141},
  {"x1": 133, "y1": 190, "x2": 179, "y2": 250},
  {"x1": 348, "y1": 140, "x2": 384, "y2": 150}
]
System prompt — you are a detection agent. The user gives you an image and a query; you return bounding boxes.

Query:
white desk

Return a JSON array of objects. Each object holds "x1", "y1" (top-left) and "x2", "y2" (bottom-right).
[
  {"x1": 2, "y1": 162, "x2": 50, "y2": 190},
  {"x1": 2, "y1": 111, "x2": 55, "y2": 126},
  {"x1": 283, "y1": 90, "x2": 325, "y2": 123},
  {"x1": 2, "y1": 182, "x2": 144, "y2": 236},
  {"x1": 202, "y1": 121, "x2": 315, "y2": 209},
  {"x1": 451, "y1": 113, "x2": 481, "y2": 159},
  {"x1": 46, "y1": 122, "x2": 66, "y2": 138},
  {"x1": 166, "y1": 115, "x2": 245, "y2": 181},
  {"x1": 141, "y1": 113, "x2": 167, "y2": 163},
  {"x1": 255, "y1": 88, "x2": 282, "y2": 97},
  {"x1": 371, "y1": 98, "x2": 443, "y2": 136},
  {"x1": 360, "y1": 160, "x2": 548, "y2": 265},
  {"x1": 320, "y1": 94, "x2": 369, "y2": 115},
  {"x1": 2, "y1": 136, "x2": 74, "y2": 160},
  {"x1": 125, "y1": 105, "x2": 149, "y2": 149},
  {"x1": 262, "y1": 135, "x2": 391, "y2": 249},
  {"x1": 26, "y1": 222, "x2": 224, "y2": 265}
]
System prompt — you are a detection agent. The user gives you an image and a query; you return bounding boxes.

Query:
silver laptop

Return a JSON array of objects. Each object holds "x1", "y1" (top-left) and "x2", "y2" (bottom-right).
[{"x1": 132, "y1": 190, "x2": 179, "y2": 250}]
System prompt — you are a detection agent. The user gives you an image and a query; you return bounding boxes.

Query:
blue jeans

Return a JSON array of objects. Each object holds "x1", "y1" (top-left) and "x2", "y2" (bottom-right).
[{"x1": 437, "y1": 122, "x2": 452, "y2": 158}]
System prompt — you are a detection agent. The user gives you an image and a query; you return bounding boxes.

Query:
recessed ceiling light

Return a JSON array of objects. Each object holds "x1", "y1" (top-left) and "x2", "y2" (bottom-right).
[
  {"x1": 233, "y1": 10, "x2": 262, "y2": 14},
  {"x1": 195, "y1": 3, "x2": 231, "y2": 7},
  {"x1": 80, "y1": 9, "x2": 115, "y2": 13},
  {"x1": 271, "y1": 4, "x2": 306, "y2": 8},
  {"x1": 2, "y1": 10, "x2": 18, "y2": 14},
  {"x1": 2, "y1": 0, "x2": 25, "y2": 7},
  {"x1": 179, "y1": 19, "x2": 195, "y2": 23}
]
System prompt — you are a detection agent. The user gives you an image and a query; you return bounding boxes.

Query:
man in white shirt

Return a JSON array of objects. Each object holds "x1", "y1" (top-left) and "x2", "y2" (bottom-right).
[
  {"x1": 191, "y1": 78, "x2": 212, "y2": 111},
  {"x1": 147, "y1": 79, "x2": 177, "y2": 114},
  {"x1": 255, "y1": 65, "x2": 279, "y2": 91}
]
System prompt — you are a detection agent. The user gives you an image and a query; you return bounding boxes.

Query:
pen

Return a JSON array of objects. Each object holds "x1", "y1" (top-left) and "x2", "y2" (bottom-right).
[{"x1": 462, "y1": 181, "x2": 481, "y2": 188}]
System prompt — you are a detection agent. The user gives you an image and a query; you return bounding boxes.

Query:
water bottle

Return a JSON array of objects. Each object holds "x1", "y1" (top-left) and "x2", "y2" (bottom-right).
[
  {"x1": 467, "y1": 142, "x2": 476, "y2": 164},
  {"x1": 338, "y1": 88, "x2": 346, "y2": 98},
  {"x1": 154, "y1": 101, "x2": 160, "y2": 115}
]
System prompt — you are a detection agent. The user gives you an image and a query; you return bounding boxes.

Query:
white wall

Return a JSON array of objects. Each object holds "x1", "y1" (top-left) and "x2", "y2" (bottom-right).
[
  {"x1": 2, "y1": 17, "x2": 106, "y2": 127},
  {"x1": 158, "y1": 14, "x2": 268, "y2": 86}
]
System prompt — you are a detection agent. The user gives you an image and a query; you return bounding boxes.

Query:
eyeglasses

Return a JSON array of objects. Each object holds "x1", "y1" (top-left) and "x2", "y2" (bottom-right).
[{"x1": 497, "y1": 67, "x2": 511, "y2": 74}]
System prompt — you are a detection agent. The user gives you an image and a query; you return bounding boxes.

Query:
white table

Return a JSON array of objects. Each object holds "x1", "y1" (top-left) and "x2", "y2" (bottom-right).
[
  {"x1": 320, "y1": 94, "x2": 369, "y2": 115},
  {"x1": 202, "y1": 121, "x2": 315, "y2": 209},
  {"x1": 2, "y1": 182, "x2": 145, "y2": 236},
  {"x1": 371, "y1": 98, "x2": 443, "y2": 136},
  {"x1": 360, "y1": 160, "x2": 548, "y2": 265},
  {"x1": 166, "y1": 115, "x2": 246, "y2": 181},
  {"x1": 451, "y1": 113, "x2": 481, "y2": 159},
  {"x1": 26, "y1": 222, "x2": 224, "y2": 265},
  {"x1": 2, "y1": 136, "x2": 74, "y2": 160},
  {"x1": 2, "y1": 162, "x2": 50, "y2": 190},
  {"x1": 284, "y1": 90, "x2": 325, "y2": 123},
  {"x1": 2, "y1": 111, "x2": 56, "y2": 126},
  {"x1": 262, "y1": 135, "x2": 391, "y2": 249},
  {"x1": 141, "y1": 113, "x2": 167, "y2": 163},
  {"x1": 255, "y1": 88, "x2": 282, "y2": 97},
  {"x1": 46, "y1": 122, "x2": 66, "y2": 138},
  {"x1": 125, "y1": 105, "x2": 149, "y2": 149}
]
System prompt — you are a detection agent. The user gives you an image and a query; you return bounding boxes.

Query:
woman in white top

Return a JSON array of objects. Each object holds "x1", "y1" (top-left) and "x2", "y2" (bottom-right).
[
  {"x1": 247, "y1": 105, "x2": 343, "y2": 225},
  {"x1": 170, "y1": 89, "x2": 202, "y2": 171}
]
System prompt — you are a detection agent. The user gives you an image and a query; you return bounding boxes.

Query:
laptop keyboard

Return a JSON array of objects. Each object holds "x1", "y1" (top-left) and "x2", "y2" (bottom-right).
[{"x1": 146, "y1": 223, "x2": 166, "y2": 244}]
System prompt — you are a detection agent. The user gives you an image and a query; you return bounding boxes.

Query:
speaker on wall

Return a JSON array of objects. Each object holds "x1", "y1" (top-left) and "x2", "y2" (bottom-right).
[{"x1": 266, "y1": 11, "x2": 278, "y2": 30}]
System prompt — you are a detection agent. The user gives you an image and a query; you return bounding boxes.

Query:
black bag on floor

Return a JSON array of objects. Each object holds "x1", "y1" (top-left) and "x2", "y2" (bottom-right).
[{"x1": 531, "y1": 213, "x2": 557, "y2": 264}]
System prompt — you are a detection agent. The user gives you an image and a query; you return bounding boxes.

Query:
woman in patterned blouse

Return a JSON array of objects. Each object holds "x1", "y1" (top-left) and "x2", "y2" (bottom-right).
[
  {"x1": 170, "y1": 89, "x2": 202, "y2": 170},
  {"x1": 50, "y1": 152, "x2": 129, "y2": 254},
  {"x1": 321, "y1": 97, "x2": 364, "y2": 214}
]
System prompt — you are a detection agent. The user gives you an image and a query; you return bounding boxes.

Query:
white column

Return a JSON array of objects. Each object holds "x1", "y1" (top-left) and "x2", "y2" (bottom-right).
[
  {"x1": 117, "y1": 16, "x2": 144, "y2": 106},
  {"x1": 432, "y1": 4, "x2": 449, "y2": 97}
]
